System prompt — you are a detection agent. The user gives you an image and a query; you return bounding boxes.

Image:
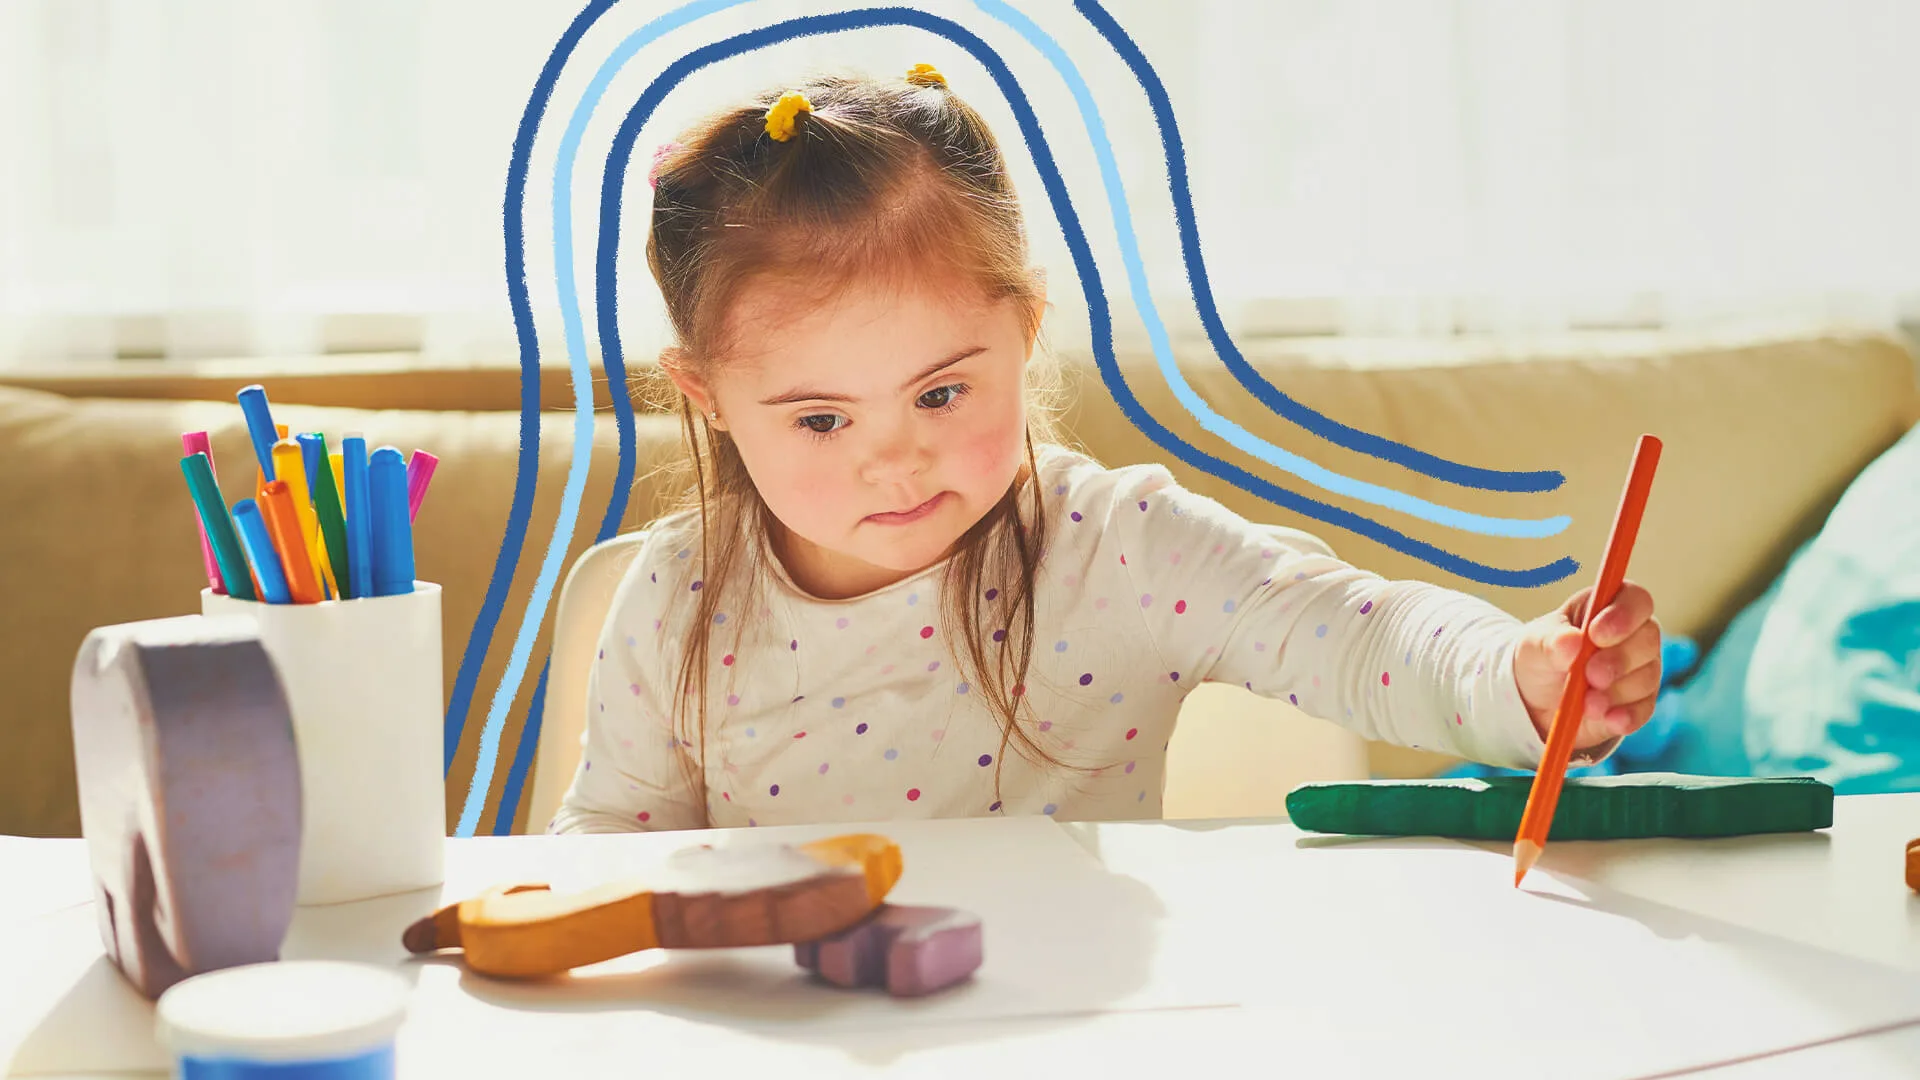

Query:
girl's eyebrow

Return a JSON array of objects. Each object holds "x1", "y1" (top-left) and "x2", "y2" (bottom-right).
[{"x1": 758, "y1": 346, "x2": 987, "y2": 406}]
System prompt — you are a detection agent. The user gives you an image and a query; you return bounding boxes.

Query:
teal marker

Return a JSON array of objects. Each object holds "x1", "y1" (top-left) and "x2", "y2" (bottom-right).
[{"x1": 180, "y1": 452, "x2": 255, "y2": 602}]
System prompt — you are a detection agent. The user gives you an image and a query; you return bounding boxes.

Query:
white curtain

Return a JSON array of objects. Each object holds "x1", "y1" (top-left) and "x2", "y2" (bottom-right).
[{"x1": 3, "y1": 0, "x2": 1917, "y2": 364}]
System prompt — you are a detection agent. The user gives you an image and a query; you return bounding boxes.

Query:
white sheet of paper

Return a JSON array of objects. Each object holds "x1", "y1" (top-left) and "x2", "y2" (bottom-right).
[
  {"x1": 0, "y1": 815, "x2": 1210, "y2": 1077},
  {"x1": 0, "y1": 838, "x2": 92, "y2": 922},
  {"x1": 1076, "y1": 822, "x2": 1920, "y2": 1080}
]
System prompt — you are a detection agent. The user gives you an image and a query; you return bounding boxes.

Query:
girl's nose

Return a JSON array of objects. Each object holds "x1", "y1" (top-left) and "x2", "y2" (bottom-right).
[{"x1": 860, "y1": 424, "x2": 931, "y2": 485}]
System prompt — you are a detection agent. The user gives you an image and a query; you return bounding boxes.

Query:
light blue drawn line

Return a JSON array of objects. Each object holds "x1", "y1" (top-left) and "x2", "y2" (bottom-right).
[
  {"x1": 459, "y1": 0, "x2": 755, "y2": 836},
  {"x1": 973, "y1": 0, "x2": 1568, "y2": 541}
]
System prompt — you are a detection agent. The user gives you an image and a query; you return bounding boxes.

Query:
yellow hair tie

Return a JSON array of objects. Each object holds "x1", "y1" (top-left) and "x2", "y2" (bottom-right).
[
  {"x1": 905, "y1": 63, "x2": 946, "y2": 88},
  {"x1": 764, "y1": 90, "x2": 812, "y2": 142}
]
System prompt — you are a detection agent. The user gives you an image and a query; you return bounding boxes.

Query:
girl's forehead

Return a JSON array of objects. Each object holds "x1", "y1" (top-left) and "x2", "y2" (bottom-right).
[{"x1": 721, "y1": 276, "x2": 1020, "y2": 378}]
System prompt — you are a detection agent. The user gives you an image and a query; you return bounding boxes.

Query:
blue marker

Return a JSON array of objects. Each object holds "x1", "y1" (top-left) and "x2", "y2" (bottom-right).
[
  {"x1": 342, "y1": 435, "x2": 373, "y2": 601},
  {"x1": 236, "y1": 384, "x2": 278, "y2": 480},
  {"x1": 231, "y1": 500, "x2": 290, "y2": 604},
  {"x1": 296, "y1": 433, "x2": 327, "y2": 497},
  {"x1": 368, "y1": 447, "x2": 414, "y2": 597}
]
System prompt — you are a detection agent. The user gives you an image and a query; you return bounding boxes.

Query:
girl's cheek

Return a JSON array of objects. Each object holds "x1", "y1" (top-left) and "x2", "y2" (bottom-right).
[{"x1": 963, "y1": 394, "x2": 1027, "y2": 472}]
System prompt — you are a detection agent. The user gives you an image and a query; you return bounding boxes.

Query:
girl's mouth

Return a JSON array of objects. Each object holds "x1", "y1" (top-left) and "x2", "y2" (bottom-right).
[{"x1": 866, "y1": 492, "x2": 947, "y2": 525}]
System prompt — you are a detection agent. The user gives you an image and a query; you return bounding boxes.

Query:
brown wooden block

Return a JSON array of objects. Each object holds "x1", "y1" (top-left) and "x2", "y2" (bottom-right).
[
  {"x1": 403, "y1": 833, "x2": 902, "y2": 979},
  {"x1": 1907, "y1": 838, "x2": 1918, "y2": 893},
  {"x1": 70, "y1": 616, "x2": 302, "y2": 999}
]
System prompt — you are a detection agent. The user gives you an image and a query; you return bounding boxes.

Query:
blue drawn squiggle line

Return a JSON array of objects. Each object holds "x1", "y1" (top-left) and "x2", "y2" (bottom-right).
[
  {"x1": 485, "y1": 0, "x2": 752, "y2": 837},
  {"x1": 459, "y1": 0, "x2": 751, "y2": 839},
  {"x1": 587, "y1": 6, "x2": 1581, "y2": 594},
  {"x1": 476, "y1": 1, "x2": 1581, "y2": 830},
  {"x1": 444, "y1": 0, "x2": 617, "y2": 782},
  {"x1": 1075, "y1": 0, "x2": 1566, "y2": 496},
  {"x1": 974, "y1": 0, "x2": 1568, "y2": 540}
]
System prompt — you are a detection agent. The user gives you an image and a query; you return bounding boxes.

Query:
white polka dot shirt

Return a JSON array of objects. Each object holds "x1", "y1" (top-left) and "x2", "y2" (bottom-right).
[{"x1": 550, "y1": 445, "x2": 1554, "y2": 833}]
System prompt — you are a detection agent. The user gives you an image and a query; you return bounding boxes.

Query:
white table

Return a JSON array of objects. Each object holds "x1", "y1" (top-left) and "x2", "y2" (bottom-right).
[{"x1": 3, "y1": 795, "x2": 1917, "y2": 1079}]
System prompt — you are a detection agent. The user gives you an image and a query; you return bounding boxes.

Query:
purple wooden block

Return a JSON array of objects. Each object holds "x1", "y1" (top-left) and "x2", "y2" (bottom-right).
[
  {"x1": 70, "y1": 615, "x2": 303, "y2": 1000},
  {"x1": 794, "y1": 904, "x2": 983, "y2": 997}
]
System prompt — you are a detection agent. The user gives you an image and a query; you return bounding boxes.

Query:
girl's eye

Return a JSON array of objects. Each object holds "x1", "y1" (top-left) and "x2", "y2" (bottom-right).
[
  {"x1": 797, "y1": 414, "x2": 846, "y2": 438},
  {"x1": 918, "y1": 383, "x2": 971, "y2": 411}
]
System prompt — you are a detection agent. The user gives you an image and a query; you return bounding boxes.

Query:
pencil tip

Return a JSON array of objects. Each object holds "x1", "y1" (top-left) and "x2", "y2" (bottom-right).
[{"x1": 1511, "y1": 840, "x2": 1542, "y2": 887}]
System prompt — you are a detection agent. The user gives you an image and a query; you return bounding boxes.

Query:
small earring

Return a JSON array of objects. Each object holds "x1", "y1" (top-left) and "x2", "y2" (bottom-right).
[{"x1": 707, "y1": 410, "x2": 719, "y2": 423}]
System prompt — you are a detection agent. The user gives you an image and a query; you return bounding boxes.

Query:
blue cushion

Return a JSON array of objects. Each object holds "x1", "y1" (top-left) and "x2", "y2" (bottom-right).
[
  {"x1": 1730, "y1": 421, "x2": 1920, "y2": 792},
  {"x1": 1439, "y1": 420, "x2": 1920, "y2": 792}
]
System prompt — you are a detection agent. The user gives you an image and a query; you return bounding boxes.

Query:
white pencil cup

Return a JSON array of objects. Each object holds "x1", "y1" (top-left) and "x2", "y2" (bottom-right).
[{"x1": 202, "y1": 583, "x2": 446, "y2": 906}]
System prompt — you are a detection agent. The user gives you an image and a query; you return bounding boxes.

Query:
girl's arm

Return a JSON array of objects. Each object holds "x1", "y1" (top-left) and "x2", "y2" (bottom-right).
[
  {"x1": 547, "y1": 546, "x2": 708, "y2": 834},
  {"x1": 1101, "y1": 465, "x2": 1613, "y2": 770}
]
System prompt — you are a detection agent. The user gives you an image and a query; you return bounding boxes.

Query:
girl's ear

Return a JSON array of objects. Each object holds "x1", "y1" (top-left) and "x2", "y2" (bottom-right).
[
  {"x1": 1024, "y1": 272, "x2": 1049, "y2": 361},
  {"x1": 659, "y1": 348, "x2": 725, "y2": 428}
]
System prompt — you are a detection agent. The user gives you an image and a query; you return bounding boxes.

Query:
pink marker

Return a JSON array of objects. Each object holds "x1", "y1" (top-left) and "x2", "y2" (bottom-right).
[
  {"x1": 181, "y1": 432, "x2": 225, "y2": 594},
  {"x1": 405, "y1": 450, "x2": 438, "y2": 523}
]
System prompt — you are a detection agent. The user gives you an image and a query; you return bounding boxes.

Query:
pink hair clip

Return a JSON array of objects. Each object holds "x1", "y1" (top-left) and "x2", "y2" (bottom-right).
[{"x1": 647, "y1": 142, "x2": 683, "y2": 190}]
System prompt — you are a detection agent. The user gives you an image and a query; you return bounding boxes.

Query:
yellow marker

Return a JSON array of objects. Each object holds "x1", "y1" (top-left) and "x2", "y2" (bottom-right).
[
  {"x1": 329, "y1": 453, "x2": 346, "y2": 519},
  {"x1": 272, "y1": 438, "x2": 333, "y2": 596}
]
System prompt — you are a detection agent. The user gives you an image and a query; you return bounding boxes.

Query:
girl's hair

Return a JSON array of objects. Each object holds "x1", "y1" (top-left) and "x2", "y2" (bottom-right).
[{"x1": 638, "y1": 70, "x2": 1073, "y2": 816}]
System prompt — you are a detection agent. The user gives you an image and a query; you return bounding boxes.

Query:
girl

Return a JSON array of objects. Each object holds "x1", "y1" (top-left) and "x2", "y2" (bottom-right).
[{"x1": 549, "y1": 67, "x2": 1661, "y2": 833}]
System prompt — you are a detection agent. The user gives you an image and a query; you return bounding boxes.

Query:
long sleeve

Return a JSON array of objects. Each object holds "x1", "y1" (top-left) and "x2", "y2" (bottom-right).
[
  {"x1": 1098, "y1": 463, "x2": 1585, "y2": 770},
  {"x1": 548, "y1": 550, "x2": 708, "y2": 834}
]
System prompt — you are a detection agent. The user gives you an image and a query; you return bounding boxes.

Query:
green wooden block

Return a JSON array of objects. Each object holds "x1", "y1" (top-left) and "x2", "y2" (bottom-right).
[{"x1": 1285, "y1": 773, "x2": 1834, "y2": 841}]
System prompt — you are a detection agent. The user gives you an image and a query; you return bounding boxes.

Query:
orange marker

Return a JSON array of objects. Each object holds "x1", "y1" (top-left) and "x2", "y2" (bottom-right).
[
  {"x1": 1513, "y1": 434, "x2": 1662, "y2": 886},
  {"x1": 272, "y1": 438, "x2": 333, "y2": 597},
  {"x1": 259, "y1": 481, "x2": 322, "y2": 604}
]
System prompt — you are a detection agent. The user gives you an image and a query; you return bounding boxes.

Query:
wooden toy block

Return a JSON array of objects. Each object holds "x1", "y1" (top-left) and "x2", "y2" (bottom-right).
[
  {"x1": 403, "y1": 833, "x2": 902, "y2": 979},
  {"x1": 1286, "y1": 773, "x2": 1833, "y2": 841},
  {"x1": 794, "y1": 904, "x2": 983, "y2": 997},
  {"x1": 1907, "y1": 838, "x2": 1918, "y2": 893},
  {"x1": 70, "y1": 616, "x2": 303, "y2": 1000}
]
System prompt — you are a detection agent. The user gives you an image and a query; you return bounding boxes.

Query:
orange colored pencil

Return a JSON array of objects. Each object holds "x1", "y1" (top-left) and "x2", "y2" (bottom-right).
[
  {"x1": 259, "y1": 480, "x2": 323, "y2": 604},
  {"x1": 1513, "y1": 434, "x2": 1662, "y2": 886}
]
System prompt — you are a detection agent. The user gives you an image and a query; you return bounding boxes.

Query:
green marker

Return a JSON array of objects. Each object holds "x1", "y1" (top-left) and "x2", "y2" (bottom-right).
[
  {"x1": 180, "y1": 452, "x2": 255, "y2": 602},
  {"x1": 302, "y1": 433, "x2": 354, "y2": 600}
]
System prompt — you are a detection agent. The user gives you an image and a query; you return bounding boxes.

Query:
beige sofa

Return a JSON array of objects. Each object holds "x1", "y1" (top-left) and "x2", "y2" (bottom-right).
[{"x1": 3, "y1": 325, "x2": 1914, "y2": 838}]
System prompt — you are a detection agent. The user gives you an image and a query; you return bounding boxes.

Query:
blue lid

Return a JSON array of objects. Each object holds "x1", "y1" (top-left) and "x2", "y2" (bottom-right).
[{"x1": 157, "y1": 961, "x2": 408, "y2": 1073}]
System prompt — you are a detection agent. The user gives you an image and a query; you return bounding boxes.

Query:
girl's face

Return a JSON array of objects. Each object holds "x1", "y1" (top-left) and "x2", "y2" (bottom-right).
[{"x1": 676, "y1": 278, "x2": 1038, "y2": 600}]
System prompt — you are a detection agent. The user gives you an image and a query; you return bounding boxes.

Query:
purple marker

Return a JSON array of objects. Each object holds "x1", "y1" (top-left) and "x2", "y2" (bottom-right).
[
  {"x1": 795, "y1": 905, "x2": 983, "y2": 997},
  {"x1": 404, "y1": 450, "x2": 437, "y2": 523}
]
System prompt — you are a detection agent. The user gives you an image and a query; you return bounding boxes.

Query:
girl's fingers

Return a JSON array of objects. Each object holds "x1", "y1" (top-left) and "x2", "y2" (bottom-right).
[
  {"x1": 1588, "y1": 585, "x2": 1656, "y2": 647},
  {"x1": 1601, "y1": 661, "x2": 1662, "y2": 710},
  {"x1": 1577, "y1": 693, "x2": 1656, "y2": 746},
  {"x1": 1603, "y1": 697, "x2": 1657, "y2": 737},
  {"x1": 1586, "y1": 622, "x2": 1663, "y2": 690}
]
